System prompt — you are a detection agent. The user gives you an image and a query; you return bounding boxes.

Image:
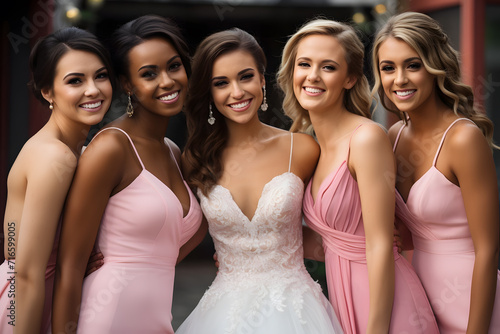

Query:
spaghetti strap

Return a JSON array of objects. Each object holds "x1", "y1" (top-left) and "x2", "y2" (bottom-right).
[
  {"x1": 346, "y1": 124, "x2": 364, "y2": 160},
  {"x1": 432, "y1": 118, "x2": 475, "y2": 166},
  {"x1": 288, "y1": 133, "x2": 293, "y2": 173},
  {"x1": 91, "y1": 127, "x2": 145, "y2": 170},
  {"x1": 164, "y1": 138, "x2": 184, "y2": 178},
  {"x1": 393, "y1": 123, "x2": 406, "y2": 152}
]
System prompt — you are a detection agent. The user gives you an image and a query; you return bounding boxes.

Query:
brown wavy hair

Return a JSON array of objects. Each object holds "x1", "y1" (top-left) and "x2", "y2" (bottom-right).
[
  {"x1": 277, "y1": 19, "x2": 371, "y2": 134},
  {"x1": 183, "y1": 28, "x2": 267, "y2": 195},
  {"x1": 371, "y1": 11, "x2": 496, "y2": 148}
]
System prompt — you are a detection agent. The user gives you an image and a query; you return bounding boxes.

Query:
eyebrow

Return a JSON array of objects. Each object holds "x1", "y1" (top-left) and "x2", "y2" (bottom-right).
[
  {"x1": 379, "y1": 57, "x2": 421, "y2": 65},
  {"x1": 138, "y1": 55, "x2": 181, "y2": 72},
  {"x1": 63, "y1": 66, "x2": 107, "y2": 80},
  {"x1": 296, "y1": 57, "x2": 341, "y2": 67},
  {"x1": 211, "y1": 67, "x2": 255, "y2": 82}
]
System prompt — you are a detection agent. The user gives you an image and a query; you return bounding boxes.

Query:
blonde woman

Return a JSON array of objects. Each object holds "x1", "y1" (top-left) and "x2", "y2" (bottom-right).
[{"x1": 277, "y1": 19, "x2": 438, "y2": 333}]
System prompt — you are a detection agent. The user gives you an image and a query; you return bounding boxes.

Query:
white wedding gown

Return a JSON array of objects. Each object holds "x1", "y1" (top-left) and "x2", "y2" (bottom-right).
[{"x1": 176, "y1": 159, "x2": 343, "y2": 334}]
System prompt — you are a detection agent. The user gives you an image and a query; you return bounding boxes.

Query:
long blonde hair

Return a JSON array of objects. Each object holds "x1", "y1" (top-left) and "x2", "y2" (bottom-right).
[
  {"x1": 277, "y1": 19, "x2": 371, "y2": 133},
  {"x1": 371, "y1": 11, "x2": 496, "y2": 148}
]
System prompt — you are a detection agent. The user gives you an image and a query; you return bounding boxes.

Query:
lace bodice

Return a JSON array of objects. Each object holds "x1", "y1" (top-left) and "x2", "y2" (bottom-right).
[{"x1": 197, "y1": 172, "x2": 325, "y2": 328}]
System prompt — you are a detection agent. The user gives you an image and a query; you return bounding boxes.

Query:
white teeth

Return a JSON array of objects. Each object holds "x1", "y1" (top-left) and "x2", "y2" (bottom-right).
[
  {"x1": 305, "y1": 87, "x2": 323, "y2": 94},
  {"x1": 81, "y1": 101, "x2": 102, "y2": 108},
  {"x1": 395, "y1": 90, "x2": 415, "y2": 97},
  {"x1": 229, "y1": 100, "x2": 250, "y2": 109},
  {"x1": 159, "y1": 91, "x2": 179, "y2": 101}
]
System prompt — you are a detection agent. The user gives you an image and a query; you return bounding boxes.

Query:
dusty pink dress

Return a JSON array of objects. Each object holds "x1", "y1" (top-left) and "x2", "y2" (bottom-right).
[
  {"x1": 303, "y1": 125, "x2": 439, "y2": 334},
  {"x1": 394, "y1": 118, "x2": 500, "y2": 333},
  {"x1": 76, "y1": 128, "x2": 203, "y2": 334}
]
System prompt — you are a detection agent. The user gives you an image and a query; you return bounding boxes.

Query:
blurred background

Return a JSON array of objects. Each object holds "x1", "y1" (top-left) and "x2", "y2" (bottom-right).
[{"x1": 1, "y1": 0, "x2": 500, "y2": 329}]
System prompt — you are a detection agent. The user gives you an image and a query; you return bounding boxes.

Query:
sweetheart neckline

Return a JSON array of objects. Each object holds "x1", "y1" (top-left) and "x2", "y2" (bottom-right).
[{"x1": 213, "y1": 172, "x2": 303, "y2": 223}]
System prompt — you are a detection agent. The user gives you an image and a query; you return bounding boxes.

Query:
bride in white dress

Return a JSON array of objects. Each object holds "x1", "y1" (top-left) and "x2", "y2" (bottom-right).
[{"x1": 178, "y1": 28, "x2": 343, "y2": 334}]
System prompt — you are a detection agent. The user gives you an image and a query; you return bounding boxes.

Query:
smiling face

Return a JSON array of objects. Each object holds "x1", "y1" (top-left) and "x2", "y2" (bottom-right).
[
  {"x1": 210, "y1": 49, "x2": 264, "y2": 126},
  {"x1": 125, "y1": 37, "x2": 188, "y2": 117},
  {"x1": 377, "y1": 37, "x2": 437, "y2": 114},
  {"x1": 293, "y1": 34, "x2": 354, "y2": 114},
  {"x1": 44, "y1": 49, "x2": 112, "y2": 126}
]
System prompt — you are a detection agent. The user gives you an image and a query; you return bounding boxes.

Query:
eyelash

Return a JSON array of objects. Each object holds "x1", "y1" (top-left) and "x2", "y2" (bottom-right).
[
  {"x1": 68, "y1": 78, "x2": 82, "y2": 85},
  {"x1": 140, "y1": 63, "x2": 183, "y2": 79},
  {"x1": 297, "y1": 62, "x2": 336, "y2": 71},
  {"x1": 213, "y1": 73, "x2": 255, "y2": 88},
  {"x1": 381, "y1": 63, "x2": 422, "y2": 72}
]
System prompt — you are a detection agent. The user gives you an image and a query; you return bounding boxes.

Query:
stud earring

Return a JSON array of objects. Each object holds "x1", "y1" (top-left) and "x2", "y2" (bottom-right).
[
  {"x1": 261, "y1": 86, "x2": 268, "y2": 112},
  {"x1": 126, "y1": 92, "x2": 134, "y2": 117},
  {"x1": 208, "y1": 103, "x2": 215, "y2": 125},
  {"x1": 49, "y1": 101, "x2": 54, "y2": 110}
]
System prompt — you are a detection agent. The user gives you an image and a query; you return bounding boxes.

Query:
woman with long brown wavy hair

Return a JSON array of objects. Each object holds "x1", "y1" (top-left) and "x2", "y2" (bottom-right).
[
  {"x1": 373, "y1": 12, "x2": 500, "y2": 333},
  {"x1": 178, "y1": 27, "x2": 343, "y2": 334}
]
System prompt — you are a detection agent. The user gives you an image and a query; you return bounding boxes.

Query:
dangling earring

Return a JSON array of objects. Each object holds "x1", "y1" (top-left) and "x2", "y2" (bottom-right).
[
  {"x1": 208, "y1": 103, "x2": 215, "y2": 125},
  {"x1": 49, "y1": 101, "x2": 54, "y2": 110},
  {"x1": 261, "y1": 86, "x2": 268, "y2": 112},
  {"x1": 126, "y1": 92, "x2": 134, "y2": 117}
]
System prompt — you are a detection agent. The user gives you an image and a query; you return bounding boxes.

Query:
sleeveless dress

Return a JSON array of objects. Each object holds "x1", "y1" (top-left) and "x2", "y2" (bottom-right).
[
  {"x1": 0, "y1": 228, "x2": 59, "y2": 334},
  {"x1": 393, "y1": 118, "x2": 500, "y2": 333},
  {"x1": 76, "y1": 127, "x2": 203, "y2": 334},
  {"x1": 176, "y1": 133, "x2": 343, "y2": 334},
  {"x1": 303, "y1": 125, "x2": 439, "y2": 334}
]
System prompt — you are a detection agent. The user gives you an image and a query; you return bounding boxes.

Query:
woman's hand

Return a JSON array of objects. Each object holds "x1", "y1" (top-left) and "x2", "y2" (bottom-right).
[{"x1": 85, "y1": 251, "x2": 104, "y2": 277}]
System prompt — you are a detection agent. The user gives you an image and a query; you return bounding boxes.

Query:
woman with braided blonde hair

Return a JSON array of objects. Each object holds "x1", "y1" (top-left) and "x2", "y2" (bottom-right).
[
  {"x1": 277, "y1": 18, "x2": 438, "y2": 333},
  {"x1": 373, "y1": 11, "x2": 500, "y2": 333}
]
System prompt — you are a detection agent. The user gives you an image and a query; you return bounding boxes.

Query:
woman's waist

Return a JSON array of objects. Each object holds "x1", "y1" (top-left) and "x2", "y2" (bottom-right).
[
  {"x1": 412, "y1": 235, "x2": 474, "y2": 255},
  {"x1": 102, "y1": 254, "x2": 177, "y2": 267},
  {"x1": 217, "y1": 257, "x2": 308, "y2": 276}
]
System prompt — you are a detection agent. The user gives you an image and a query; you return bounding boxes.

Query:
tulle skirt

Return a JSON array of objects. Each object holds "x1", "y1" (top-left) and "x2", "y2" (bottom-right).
[{"x1": 176, "y1": 282, "x2": 343, "y2": 334}]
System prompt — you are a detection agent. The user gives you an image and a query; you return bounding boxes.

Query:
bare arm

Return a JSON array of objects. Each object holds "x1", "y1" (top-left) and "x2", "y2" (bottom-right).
[
  {"x1": 14, "y1": 145, "x2": 76, "y2": 334},
  {"x1": 448, "y1": 124, "x2": 499, "y2": 334},
  {"x1": 350, "y1": 124, "x2": 396, "y2": 334},
  {"x1": 291, "y1": 133, "x2": 324, "y2": 261},
  {"x1": 52, "y1": 132, "x2": 126, "y2": 333}
]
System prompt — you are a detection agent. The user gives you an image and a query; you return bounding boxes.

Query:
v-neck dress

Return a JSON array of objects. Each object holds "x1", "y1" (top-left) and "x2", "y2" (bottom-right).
[
  {"x1": 303, "y1": 125, "x2": 438, "y2": 334},
  {"x1": 75, "y1": 127, "x2": 203, "y2": 334},
  {"x1": 176, "y1": 133, "x2": 343, "y2": 334},
  {"x1": 394, "y1": 118, "x2": 500, "y2": 333}
]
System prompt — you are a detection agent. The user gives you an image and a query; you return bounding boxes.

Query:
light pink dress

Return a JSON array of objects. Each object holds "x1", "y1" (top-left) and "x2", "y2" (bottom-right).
[
  {"x1": 76, "y1": 127, "x2": 203, "y2": 334},
  {"x1": 393, "y1": 118, "x2": 500, "y2": 333},
  {"x1": 303, "y1": 125, "x2": 439, "y2": 334},
  {"x1": 0, "y1": 228, "x2": 59, "y2": 334}
]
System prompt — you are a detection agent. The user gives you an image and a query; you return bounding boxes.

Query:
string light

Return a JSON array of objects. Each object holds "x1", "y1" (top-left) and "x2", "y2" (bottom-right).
[
  {"x1": 353, "y1": 12, "x2": 366, "y2": 24},
  {"x1": 375, "y1": 4, "x2": 387, "y2": 14}
]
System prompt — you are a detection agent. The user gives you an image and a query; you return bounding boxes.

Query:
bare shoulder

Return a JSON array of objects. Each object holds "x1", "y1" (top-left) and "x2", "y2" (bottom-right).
[
  {"x1": 446, "y1": 119, "x2": 487, "y2": 151},
  {"x1": 21, "y1": 136, "x2": 78, "y2": 181},
  {"x1": 82, "y1": 128, "x2": 131, "y2": 163},
  {"x1": 351, "y1": 121, "x2": 392, "y2": 152},
  {"x1": 444, "y1": 119, "x2": 492, "y2": 165},
  {"x1": 291, "y1": 132, "x2": 320, "y2": 160}
]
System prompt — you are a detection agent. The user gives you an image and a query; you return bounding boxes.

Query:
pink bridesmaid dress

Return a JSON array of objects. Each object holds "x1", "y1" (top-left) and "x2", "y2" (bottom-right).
[
  {"x1": 394, "y1": 118, "x2": 500, "y2": 333},
  {"x1": 303, "y1": 125, "x2": 439, "y2": 334},
  {"x1": 76, "y1": 127, "x2": 203, "y2": 334}
]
